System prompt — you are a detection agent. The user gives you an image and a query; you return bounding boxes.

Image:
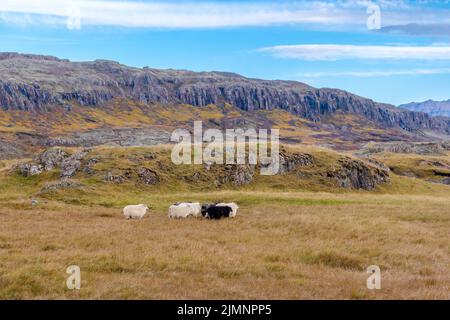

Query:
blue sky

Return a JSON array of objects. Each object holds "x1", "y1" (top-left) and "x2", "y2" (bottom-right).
[{"x1": 1, "y1": 0, "x2": 450, "y2": 105}]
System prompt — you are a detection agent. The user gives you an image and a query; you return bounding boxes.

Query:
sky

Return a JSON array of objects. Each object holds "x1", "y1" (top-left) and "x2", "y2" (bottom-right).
[{"x1": 1, "y1": 0, "x2": 450, "y2": 106}]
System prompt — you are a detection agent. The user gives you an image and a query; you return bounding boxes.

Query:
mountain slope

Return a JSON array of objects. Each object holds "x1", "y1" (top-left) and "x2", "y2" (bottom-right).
[
  {"x1": 399, "y1": 100, "x2": 450, "y2": 118},
  {"x1": 1, "y1": 52, "x2": 449, "y2": 135}
]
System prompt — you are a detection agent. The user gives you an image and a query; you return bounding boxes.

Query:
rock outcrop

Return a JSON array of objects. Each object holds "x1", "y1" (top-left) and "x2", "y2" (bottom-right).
[
  {"x1": 17, "y1": 148, "x2": 86, "y2": 178},
  {"x1": 1, "y1": 53, "x2": 449, "y2": 135},
  {"x1": 14, "y1": 147, "x2": 391, "y2": 191},
  {"x1": 279, "y1": 151, "x2": 314, "y2": 173},
  {"x1": 215, "y1": 165, "x2": 255, "y2": 187},
  {"x1": 137, "y1": 168, "x2": 159, "y2": 185},
  {"x1": 327, "y1": 158, "x2": 391, "y2": 190}
]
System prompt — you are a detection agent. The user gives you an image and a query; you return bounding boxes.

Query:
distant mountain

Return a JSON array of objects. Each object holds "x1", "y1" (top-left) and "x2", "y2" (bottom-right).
[{"x1": 399, "y1": 100, "x2": 450, "y2": 118}]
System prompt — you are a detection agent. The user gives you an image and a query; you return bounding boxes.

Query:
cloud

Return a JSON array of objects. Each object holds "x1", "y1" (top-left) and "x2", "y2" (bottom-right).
[
  {"x1": 380, "y1": 23, "x2": 450, "y2": 37},
  {"x1": 260, "y1": 44, "x2": 450, "y2": 60},
  {"x1": 1, "y1": 0, "x2": 450, "y2": 31},
  {"x1": 0, "y1": 0, "x2": 360, "y2": 29},
  {"x1": 298, "y1": 68, "x2": 450, "y2": 78}
]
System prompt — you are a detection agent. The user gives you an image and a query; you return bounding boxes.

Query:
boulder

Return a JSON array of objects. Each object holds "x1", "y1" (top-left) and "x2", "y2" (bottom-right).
[
  {"x1": 60, "y1": 158, "x2": 81, "y2": 178},
  {"x1": 18, "y1": 163, "x2": 44, "y2": 177}
]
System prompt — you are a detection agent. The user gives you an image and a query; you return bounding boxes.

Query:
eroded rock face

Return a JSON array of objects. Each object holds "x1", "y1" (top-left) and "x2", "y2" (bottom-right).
[
  {"x1": 327, "y1": 158, "x2": 390, "y2": 190},
  {"x1": 1, "y1": 53, "x2": 448, "y2": 135}
]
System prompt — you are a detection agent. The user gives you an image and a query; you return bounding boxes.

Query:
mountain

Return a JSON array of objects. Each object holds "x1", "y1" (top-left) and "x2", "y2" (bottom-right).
[
  {"x1": 399, "y1": 100, "x2": 450, "y2": 118},
  {"x1": 0, "y1": 53, "x2": 449, "y2": 159},
  {"x1": 1, "y1": 52, "x2": 449, "y2": 131}
]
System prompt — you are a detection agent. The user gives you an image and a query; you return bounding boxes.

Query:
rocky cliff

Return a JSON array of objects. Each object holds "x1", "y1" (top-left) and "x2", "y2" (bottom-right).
[{"x1": 1, "y1": 52, "x2": 449, "y2": 134}]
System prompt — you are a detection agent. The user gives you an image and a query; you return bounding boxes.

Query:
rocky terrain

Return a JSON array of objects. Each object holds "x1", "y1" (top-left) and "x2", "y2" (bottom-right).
[
  {"x1": 361, "y1": 141, "x2": 450, "y2": 155},
  {"x1": 0, "y1": 52, "x2": 449, "y2": 136},
  {"x1": 12, "y1": 146, "x2": 391, "y2": 193},
  {"x1": 400, "y1": 99, "x2": 450, "y2": 118}
]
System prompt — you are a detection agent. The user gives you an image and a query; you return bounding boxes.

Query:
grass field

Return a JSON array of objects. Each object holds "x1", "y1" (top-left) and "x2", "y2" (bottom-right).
[
  {"x1": 0, "y1": 189, "x2": 449, "y2": 299},
  {"x1": 0, "y1": 145, "x2": 449, "y2": 299}
]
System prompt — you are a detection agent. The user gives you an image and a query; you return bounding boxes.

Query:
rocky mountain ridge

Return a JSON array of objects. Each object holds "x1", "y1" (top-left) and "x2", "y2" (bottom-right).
[{"x1": 1, "y1": 52, "x2": 449, "y2": 135}]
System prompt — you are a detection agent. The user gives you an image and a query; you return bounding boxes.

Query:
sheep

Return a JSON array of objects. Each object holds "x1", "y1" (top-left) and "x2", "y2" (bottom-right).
[
  {"x1": 168, "y1": 202, "x2": 201, "y2": 219},
  {"x1": 216, "y1": 202, "x2": 239, "y2": 217},
  {"x1": 203, "y1": 205, "x2": 233, "y2": 220},
  {"x1": 123, "y1": 204, "x2": 149, "y2": 219}
]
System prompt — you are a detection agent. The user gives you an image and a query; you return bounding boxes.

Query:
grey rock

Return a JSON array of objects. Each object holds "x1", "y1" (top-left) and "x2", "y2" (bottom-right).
[
  {"x1": 45, "y1": 128, "x2": 171, "y2": 148},
  {"x1": 327, "y1": 158, "x2": 390, "y2": 190},
  {"x1": 35, "y1": 148, "x2": 68, "y2": 171},
  {"x1": 60, "y1": 159, "x2": 81, "y2": 178},
  {"x1": 19, "y1": 163, "x2": 44, "y2": 177},
  {"x1": 216, "y1": 165, "x2": 255, "y2": 186},
  {"x1": 60, "y1": 150, "x2": 88, "y2": 178},
  {"x1": 279, "y1": 152, "x2": 314, "y2": 174},
  {"x1": 137, "y1": 167, "x2": 159, "y2": 185},
  {"x1": 17, "y1": 148, "x2": 88, "y2": 178}
]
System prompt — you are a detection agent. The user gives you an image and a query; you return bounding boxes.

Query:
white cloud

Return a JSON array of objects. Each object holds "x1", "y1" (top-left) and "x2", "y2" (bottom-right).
[
  {"x1": 1, "y1": 0, "x2": 449, "y2": 30},
  {"x1": 260, "y1": 44, "x2": 450, "y2": 60},
  {"x1": 298, "y1": 68, "x2": 450, "y2": 78},
  {"x1": 0, "y1": 0, "x2": 359, "y2": 29}
]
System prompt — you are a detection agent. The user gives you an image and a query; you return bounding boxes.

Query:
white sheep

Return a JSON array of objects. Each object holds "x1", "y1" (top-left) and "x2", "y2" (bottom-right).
[
  {"x1": 168, "y1": 202, "x2": 201, "y2": 219},
  {"x1": 123, "y1": 204, "x2": 149, "y2": 219}
]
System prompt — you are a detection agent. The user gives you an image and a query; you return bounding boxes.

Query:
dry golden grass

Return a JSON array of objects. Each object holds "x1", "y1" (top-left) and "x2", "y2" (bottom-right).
[
  {"x1": 1, "y1": 145, "x2": 449, "y2": 299},
  {"x1": 0, "y1": 191, "x2": 449, "y2": 300}
]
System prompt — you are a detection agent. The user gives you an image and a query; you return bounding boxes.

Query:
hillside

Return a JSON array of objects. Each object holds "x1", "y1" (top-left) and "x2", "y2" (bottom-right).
[
  {"x1": 399, "y1": 100, "x2": 450, "y2": 118},
  {"x1": 0, "y1": 52, "x2": 447, "y2": 134},
  {"x1": 1, "y1": 53, "x2": 449, "y2": 160}
]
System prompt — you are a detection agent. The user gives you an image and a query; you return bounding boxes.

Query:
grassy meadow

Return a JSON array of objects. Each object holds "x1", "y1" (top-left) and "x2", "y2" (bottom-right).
[{"x1": 0, "y1": 146, "x2": 449, "y2": 299}]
